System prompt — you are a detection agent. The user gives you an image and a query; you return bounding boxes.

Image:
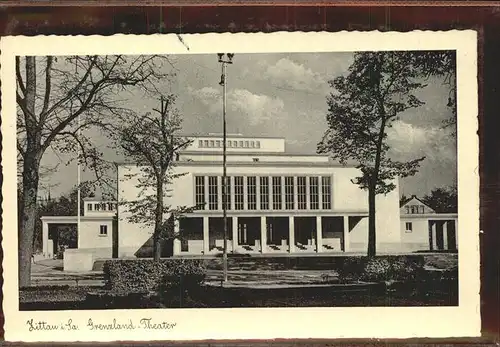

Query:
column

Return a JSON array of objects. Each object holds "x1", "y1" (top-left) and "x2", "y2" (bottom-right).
[
  {"x1": 217, "y1": 176, "x2": 223, "y2": 211},
  {"x1": 204, "y1": 176, "x2": 209, "y2": 210},
  {"x1": 243, "y1": 176, "x2": 248, "y2": 210},
  {"x1": 443, "y1": 221, "x2": 448, "y2": 251},
  {"x1": 432, "y1": 222, "x2": 438, "y2": 251},
  {"x1": 293, "y1": 176, "x2": 298, "y2": 210},
  {"x1": 42, "y1": 221, "x2": 49, "y2": 258},
  {"x1": 256, "y1": 176, "x2": 261, "y2": 210},
  {"x1": 260, "y1": 216, "x2": 267, "y2": 253},
  {"x1": 316, "y1": 216, "x2": 323, "y2": 253},
  {"x1": 318, "y1": 175, "x2": 323, "y2": 211},
  {"x1": 230, "y1": 176, "x2": 235, "y2": 210},
  {"x1": 306, "y1": 177, "x2": 311, "y2": 209},
  {"x1": 289, "y1": 216, "x2": 295, "y2": 253},
  {"x1": 232, "y1": 216, "x2": 239, "y2": 252},
  {"x1": 281, "y1": 176, "x2": 285, "y2": 210},
  {"x1": 268, "y1": 176, "x2": 273, "y2": 210},
  {"x1": 203, "y1": 216, "x2": 209, "y2": 254},
  {"x1": 454, "y1": 220, "x2": 458, "y2": 248},
  {"x1": 173, "y1": 219, "x2": 181, "y2": 255},
  {"x1": 343, "y1": 215, "x2": 350, "y2": 252}
]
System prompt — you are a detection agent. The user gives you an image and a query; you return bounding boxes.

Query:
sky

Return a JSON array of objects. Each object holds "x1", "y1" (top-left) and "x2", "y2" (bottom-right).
[{"x1": 37, "y1": 52, "x2": 457, "y2": 199}]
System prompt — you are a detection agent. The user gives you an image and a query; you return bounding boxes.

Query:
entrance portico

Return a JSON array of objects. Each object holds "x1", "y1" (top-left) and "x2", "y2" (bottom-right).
[
  {"x1": 175, "y1": 213, "x2": 367, "y2": 256},
  {"x1": 40, "y1": 215, "x2": 115, "y2": 259}
]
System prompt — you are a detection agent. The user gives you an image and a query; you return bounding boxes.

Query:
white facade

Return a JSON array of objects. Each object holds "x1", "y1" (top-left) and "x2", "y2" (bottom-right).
[
  {"x1": 117, "y1": 134, "x2": 402, "y2": 257},
  {"x1": 399, "y1": 197, "x2": 458, "y2": 252},
  {"x1": 40, "y1": 134, "x2": 458, "y2": 271}
]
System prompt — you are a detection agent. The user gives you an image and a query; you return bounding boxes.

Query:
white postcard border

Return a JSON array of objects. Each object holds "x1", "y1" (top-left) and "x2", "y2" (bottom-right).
[{"x1": 1, "y1": 31, "x2": 480, "y2": 342}]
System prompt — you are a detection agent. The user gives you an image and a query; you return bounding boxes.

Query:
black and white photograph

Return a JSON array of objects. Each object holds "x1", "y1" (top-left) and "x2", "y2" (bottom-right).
[{"x1": 1, "y1": 32, "x2": 479, "y2": 341}]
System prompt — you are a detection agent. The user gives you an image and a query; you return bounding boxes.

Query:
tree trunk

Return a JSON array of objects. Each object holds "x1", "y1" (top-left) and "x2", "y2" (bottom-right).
[
  {"x1": 19, "y1": 56, "x2": 40, "y2": 287},
  {"x1": 19, "y1": 156, "x2": 41, "y2": 287},
  {"x1": 153, "y1": 179, "x2": 164, "y2": 262},
  {"x1": 367, "y1": 185, "x2": 376, "y2": 258}
]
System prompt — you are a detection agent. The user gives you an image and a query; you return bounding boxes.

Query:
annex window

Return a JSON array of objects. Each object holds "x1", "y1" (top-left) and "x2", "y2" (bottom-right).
[
  {"x1": 252, "y1": 158, "x2": 259, "y2": 162},
  {"x1": 297, "y1": 177, "x2": 307, "y2": 210},
  {"x1": 107, "y1": 203, "x2": 114, "y2": 210},
  {"x1": 95, "y1": 203, "x2": 101, "y2": 211},
  {"x1": 250, "y1": 141, "x2": 255, "y2": 148},
  {"x1": 234, "y1": 176, "x2": 244, "y2": 210},
  {"x1": 256, "y1": 141, "x2": 261, "y2": 148},
  {"x1": 195, "y1": 176, "x2": 205, "y2": 210},
  {"x1": 260, "y1": 176, "x2": 269, "y2": 210},
  {"x1": 272, "y1": 176, "x2": 282, "y2": 210},
  {"x1": 204, "y1": 140, "x2": 209, "y2": 147},
  {"x1": 411, "y1": 205, "x2": 418, "y2": 214},
  {"x1": 209, "y1": 140, "x2": 215, "y2": 147},
  {"x1": 247, "y1": 176, "x2": 257, "y2": 210},
  {"x1": 216, "y1": 140, "x2": 221, "y2": 147},
  {"x1": 239, "y1": 141, "x2": 244, "y2": 147},
  {"x1": 285, "y1": 176, "x2": 294, "y2": 210},
  {"x1": 244, "y1": 141, "x2": 249, "y2": 148},
  {"x1": 99, "y1": 225, "x2": 108, "y2": 236},
  {"x1": 405, "y1": 206, "x2": 410, "y2": 214},
  {"x1": 420, "y1": 206, "x2": 425, "y2": 214},
  {"x1": 310, "y1": 177, "x2": 319, "y2": 210},
  {"x1": 321, "y1": 176, "x2": 332, "y2": 209},
  {"x1": 87, "y1": 203, "x2": 93, "y2": 211},
  {"x1": 222, "y1": 176, "x2": 231, "y2": 210},
  {"x1": 405, "y1": 222, "x2": 413, "y2": 233},
  {"x1": 198, "y1": 140, "x2": 203, "y2": 148},
  {"x1": 208, "y1": 176, "x2": 218, "y2": 210}
]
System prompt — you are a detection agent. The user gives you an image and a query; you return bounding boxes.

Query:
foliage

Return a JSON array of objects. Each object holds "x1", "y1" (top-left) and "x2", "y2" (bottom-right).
[
  {"x1": 318, "y1": 51, "x2": 431, "y2": 256},
  {"x1": 336, "y1": 256, "x2": 425, "y2": 283},
  {"x1": 410, "y1": 51, "x2": 457, "y2": 131},
  {"x1": 422, "y1": 186, "x2": 458, "y2": 213},
  {"x1": 114, "y1": 95, "x2": 196, "y2": 260},
  {"x1": 102, "y1": 259, "x2": 207, "y2": 293},
  {"x1": 17, "y1": 54, "x2": 171, "y2": 286}
]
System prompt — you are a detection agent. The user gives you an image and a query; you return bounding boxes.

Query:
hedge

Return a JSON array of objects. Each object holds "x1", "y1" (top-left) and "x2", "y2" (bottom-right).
[
  {"x1": 336, "y1": 256, "x2": 426, "y2": 283},
  {"x1": 102, "y1": 259, "x2": 207, "y2": 293}
]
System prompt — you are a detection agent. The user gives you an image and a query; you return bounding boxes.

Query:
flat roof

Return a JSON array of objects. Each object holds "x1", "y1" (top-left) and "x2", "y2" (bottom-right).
[
  {"x1": 179, "y1": 150, "x2": 330, "y2": 157},
  {"x1": 401, "y1": 213, "x2": 458, "y2": 219},
  {"x1": 117, "y1": 161, "x2": 356, "y2": 168},
  {"x1": 180, "y1": 133, "x2": 284, "y2": 140}
]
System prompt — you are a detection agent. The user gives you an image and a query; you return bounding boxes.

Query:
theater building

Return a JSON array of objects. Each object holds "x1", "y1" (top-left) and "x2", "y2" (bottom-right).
[{"x1": 117, "y1": 133, "x2": 402, "y2": 257}]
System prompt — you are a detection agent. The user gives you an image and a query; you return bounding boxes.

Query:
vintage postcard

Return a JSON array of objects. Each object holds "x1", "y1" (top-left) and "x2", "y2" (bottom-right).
[{"x1": 1, "y1": 31, "x2": 479, "y2": 342}]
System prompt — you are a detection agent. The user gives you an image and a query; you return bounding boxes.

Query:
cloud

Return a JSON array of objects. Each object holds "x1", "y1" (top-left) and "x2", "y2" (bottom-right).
[
  {"x1": 244, "y1": 58, "x2": 327, "y2": 92},
  {"x1": 188, "y1": 86, "x2": 287, "y2": 132},
  {"x1": 227, "y1": 89, "x2": 285, "y2": 126},
  {"x1": 387, "y1": 121, "x2": 456, "y2": 163}
]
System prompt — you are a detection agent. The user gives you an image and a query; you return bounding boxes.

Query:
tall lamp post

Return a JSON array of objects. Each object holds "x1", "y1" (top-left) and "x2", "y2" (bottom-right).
[{"x1": 217, "y1": 53, "x2": 234, "y2": 283}]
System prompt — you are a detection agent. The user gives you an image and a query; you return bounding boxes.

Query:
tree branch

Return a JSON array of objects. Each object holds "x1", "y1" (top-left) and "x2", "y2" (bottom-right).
[
  {"x1": 40, "y1": 56, "x2": 53, "y2": 118},
  {"x1": 16, "y1": 56, "x2": 26, "y2": 96}
]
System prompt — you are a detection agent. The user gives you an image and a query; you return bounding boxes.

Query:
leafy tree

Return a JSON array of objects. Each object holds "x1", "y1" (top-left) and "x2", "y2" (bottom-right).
[
  {"x1": 17, "y1": 55, "x2": 170, "y2": 286},
  {"x1": 116, "y1": 95, "x2": 195, "y2": 261},
  {"x1": 317, "y1": 51, "x2": 429, "y2": 257},
  {"x1": 422, "y1": 186, "x2": 458, "y2": 213},
  {"x1": 412, "y1": 51, "x2": 456, "y2": 131}
]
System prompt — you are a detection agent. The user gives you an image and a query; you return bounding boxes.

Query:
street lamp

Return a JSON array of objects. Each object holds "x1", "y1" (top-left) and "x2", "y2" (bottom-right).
[{"x1": 217, "y1": 53, "x2": 233, "y2": 283}]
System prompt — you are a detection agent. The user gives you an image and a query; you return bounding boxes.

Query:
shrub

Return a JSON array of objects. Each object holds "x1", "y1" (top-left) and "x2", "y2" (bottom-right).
[
  {"x1": 336, "y1": 256, "x2": 425, "y2": 283},
  {"x1": 103, "y1": 259, "x2": 207, "y2": 293}
]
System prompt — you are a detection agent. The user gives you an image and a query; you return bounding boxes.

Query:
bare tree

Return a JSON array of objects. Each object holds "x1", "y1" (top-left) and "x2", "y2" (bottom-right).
[
  {"x1": 116, "y1": 95, "x2": 195, "y2": 261},
  {"x1": 17, "y1": 55, "x2": 171, "y2": 286}
]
